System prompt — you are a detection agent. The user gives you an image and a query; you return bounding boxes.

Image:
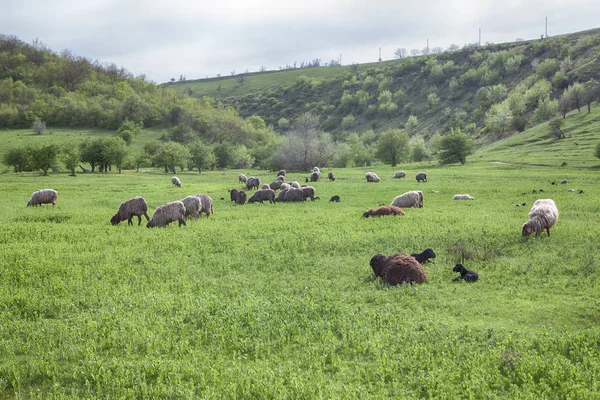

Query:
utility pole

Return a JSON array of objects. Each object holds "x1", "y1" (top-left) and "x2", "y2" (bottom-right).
[
  {"x1": 479, "y1": 28, "x2": 481, "y2": 46},
  {"x1": 378, "y1": 47, "x2": 382, "y2": 62},
  {"x1": 545, "y1": 16, "x2": 548, "y2": 38},
  {"x1": 339, "y1": 53, "x2": 342, "y2": 66},
  {"x1": 427, "y1": 38, "x2": 429, "y2": 53}
]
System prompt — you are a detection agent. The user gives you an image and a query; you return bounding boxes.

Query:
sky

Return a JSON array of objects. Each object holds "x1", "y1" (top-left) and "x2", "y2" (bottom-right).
[{"x1": 1, "y1": 0, "x2": 599, "y2": 84}]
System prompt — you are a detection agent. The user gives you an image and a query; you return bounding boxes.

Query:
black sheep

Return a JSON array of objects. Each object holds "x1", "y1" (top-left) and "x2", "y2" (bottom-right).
[
  {"x1": 329, "y1": 195, "x2": 340, "y2": 202},
  {"x1": 411, "y1": 248, "x2": 436, "y2": 264},
  {"x1": 452, "y1": 263, "x2": 478, "y2": 282}
]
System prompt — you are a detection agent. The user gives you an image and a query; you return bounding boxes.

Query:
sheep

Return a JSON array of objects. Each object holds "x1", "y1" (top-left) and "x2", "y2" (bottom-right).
[
  {"x1": 453, "y1": 194, "x2": 474, "y2": 200},
  {"x1": 245, "y1": 177, "x2": 261, "y2": 190},
  {"x1": 309, "y1": 171, "x2": 320, "y2": 182},
  {"x1": 110, "y1": 196, "x2": 150, "y2": 226},
  {"x1": 229, "y1": 188, "x2": 240, "y2": 202},
  {"x1": 275, "y1": 188, "x2": 304, "y2": 202},
  {"x1": 370, "y1": 253, "x2": 427, "y2": 285},
  {"x1": 328, "y1": 171, "x2": 336, "y2": 181},
  {"x1": 560, "y1": 179, "x2": 568, "y2": 184},
  {"x1": 301, "y1": 186, "x2": 317, "y2": 201},
  {"x1": 248, "y1": 189, "x2": 276, "y2": 204},
  {"x1": 276, "y1": 170, "x2": 286, "y2": 177},
  {"x1": 171, "y1": 176, "x2": 182, "y2": 187},
  {"x1": 366, "y1": 172, "x2": 380, "y2": 182},
  {"x1": 235, "y1": 190, "x2": 247, "y2": 205},
  {"x1": 363, "y1": 205, "x2": 406, "y2": 217},
  {"x1": 277, "y1": 175, "x2": 285, "y2": 182},
  {"x1": 392, "y1": 171, "x2": 406, "y2": 179},
  {"x1": 290, "y1": 181, "x2": 300, "y2": 189},
  {"x1": 26, "y1": 189, "x2": 58, "y2": 207},
  {"x1": 180, "y1": 196, "x2": 202, "y2": 219},
  {"x1": 193, "y1": 194, "x2": 215, "y2": 217},
  {"x1": 390, "y1": 191, "x2": 423, "y2": 209},
  {"x1": 313, "y1": 166, "x2": 320, "y2": 173},
  {"x1": 522, "y1": 199, "x2": 558, "y2": 237},
  {"x1": 261, "y1": 184, "x2": 270, "y2": 190},
  {"x1": 410, "y1": 248, "x2": 436, "y2": 264},
  {"x1": 238, "y1": 174, "x2": 247, "y2": 184},
  {"x1": 146, "y1": 201, "x2": 186, "y2": 228},
  {"x1": 269, "y1": 180, "x2": 283, "y2": 191},
  {"x1": 452, "y1": 263, "x2": 479, "y2": 282},
  {"x1": 416, "y1": 172, "x2": 427, "y2": 182},
  {"x1": 329, "y1": 195, "x2": 340, "y2": 202},
  {"x1": 280, "y1": 183, "x2": 291, "y2": 190}
]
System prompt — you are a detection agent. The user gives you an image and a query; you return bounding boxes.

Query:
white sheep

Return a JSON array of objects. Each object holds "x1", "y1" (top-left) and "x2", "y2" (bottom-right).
[
  {"x1": 392, "y1": 171, "x2": 406, "y2": 179},
  {"x1": 366, "y1": 172, "x2": 380, "y2": 182},
  {"x1": 193, "y1": 194, "x2": 214, "y2": 217},
  {"x1": 453, "y1": 194, "x2": 474, "y2": 200},
  {"x1": 147, "y1": 201, "x2": 186, "y2": 228},
  {"x1": 27, "y1": 189, "x2": 58, "y2": 207},
  {"x1": 110, "y1": 196, "x2": 150, "y2": 225},
  {"x1": 180, "y1": 196, "x2": 202, "y2": 219},
  {"x1": 522, "y1": 199, "x2": 559, "y2": 237},
  {"x1": 390, "y1": 191, "x2": 423, "y2": 208},
  {"x1": 171, "y1": 176, "x2": 182, "y2": 187},
  {"x1": 238, "y1": 174, "x2": 248, "y2": 184}
]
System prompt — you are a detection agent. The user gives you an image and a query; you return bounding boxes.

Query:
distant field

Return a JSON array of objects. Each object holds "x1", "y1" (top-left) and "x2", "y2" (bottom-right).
[{"x1": 1, "y1": 164, "x2": 599, "y2": 397}]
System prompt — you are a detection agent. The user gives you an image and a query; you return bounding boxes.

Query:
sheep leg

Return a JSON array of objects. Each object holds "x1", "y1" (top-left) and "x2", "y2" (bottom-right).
[
  {"x1": 178, "y1": 218, "x2": 187, "y2": 227},
  {"x1": 136, "y1": 215, "x2": 142, "y2": 226},
  {"x1": 546, "y1": 227, "x2": 551, "y2": 236},
  {"x1": 143, "y1": 212, "x2": 150, "y2": 221},
  {"x1": 128, "y1": 218, "x2": 133, "y2": 226}
]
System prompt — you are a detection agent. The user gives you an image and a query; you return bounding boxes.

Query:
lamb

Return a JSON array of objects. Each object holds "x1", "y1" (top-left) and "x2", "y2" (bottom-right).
[
  {"x1": 110, "y1": 196, "x2": 150, "y2": 225},
  {"x1": 452, "y1": 263, "x2": 479, "y2": 282},
  {"x1": 261, "y1": 184, "x2": 271, "y2": 190},
  {"x1": 453, "y1": 194, "x2": 474, "y2": 200},
  {"x1": 329, "y1": 195, "x2": 340, "y2": 202},
  {"x1": 275, "y1": 188, "x2": 304, "y2": 202},
  {"x1": 370, "y1": 253, "x2": 427, "y2": 285},
  {"x1": 248, "y1": 189, "x2": 276, "y2": 204},
  {"x1": 235, "y1": 190, "x2": 247, "y2": 205},
  {"x1": 171, "y1": 176, "x2": 182, "y2": 187},
  {"x1": 328, "y1": 171, "x2": 336, "y2": 181},
  {"x1": 146, "y1": 201, "x2": 186, "y2": 228},
  {"x1": 393, "y1": 171, "x2": 406, "y2": 179},
  {"x1": 363, "y1": 205, "x2": 406, "y2": 217},
  {"x1": 366, "y1": 172, "x2": 380, "y2": 182},
  {"x1": 522, "y1": 199, "x2": 558, "y2": 237},
  {"x1": 180, "y1": 196, "x2": 202, "y2": 219},
  {"x1": 390, "y1": 191, "x2": 423, "y2": 209},
  {"x1": 193, "y1": 194, "x2": 215, "y2": 217},
  {"x1": 238, "y1": 174, "x2": 247, "y2": 184},
  {"x1": 269, "y1": 180, "x2": 283, "y2": 191},
  {"x1": 246, "y1": 177, "x2": 260, "y2": 190},
  {"x1": 410, "y1": 248, "x2": 436, "y2": 264},
  {"x1": 26, "y1": 189, "x2": 58, "y2": 207},
  {"x1": 309, "y1": 171, "x2": 320, "y2": 182},
  {"x1": 416, "y1": 172, "x2": 427, "y2": 182},
  {"x1": 229, "y1": 188, "x2": 240, "y2": 202},
  {"x1": 301, "y1": 186, "x2": 317, "y2": 201}
]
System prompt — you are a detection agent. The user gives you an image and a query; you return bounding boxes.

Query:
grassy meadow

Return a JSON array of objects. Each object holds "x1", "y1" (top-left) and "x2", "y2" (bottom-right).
[{"x1": 1, "y1": 163, "x2": 600, "y2": 398}]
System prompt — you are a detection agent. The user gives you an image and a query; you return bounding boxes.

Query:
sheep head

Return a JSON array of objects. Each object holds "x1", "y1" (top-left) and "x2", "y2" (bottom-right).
[{"x1": 370, "y1": 254, "x2": 388, "y2": 277}]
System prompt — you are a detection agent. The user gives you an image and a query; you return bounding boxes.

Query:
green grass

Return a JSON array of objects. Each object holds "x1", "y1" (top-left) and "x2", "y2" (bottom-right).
[{"x1": 1, "y1": 164, "x2": 599, "y2": 398}]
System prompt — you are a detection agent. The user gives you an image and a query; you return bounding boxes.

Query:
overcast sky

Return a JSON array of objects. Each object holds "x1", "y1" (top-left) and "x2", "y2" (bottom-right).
[{"x1": 1, "y1": 0, "x2": 599, "y2": 84}]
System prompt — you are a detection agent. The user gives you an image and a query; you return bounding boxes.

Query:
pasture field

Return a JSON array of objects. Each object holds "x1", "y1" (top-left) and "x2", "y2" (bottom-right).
[{"x1": 1, "y1": 164, "x2": 599, "y2": 398}]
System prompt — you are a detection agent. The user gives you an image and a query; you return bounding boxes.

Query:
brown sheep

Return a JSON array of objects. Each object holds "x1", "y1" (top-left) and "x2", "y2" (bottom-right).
[
  {"x1": 370, "y1": 253, "x2": 427, "y2": 285},
  {"x1": 363, "y1": 205, "x2": 406, "y2": 217}
]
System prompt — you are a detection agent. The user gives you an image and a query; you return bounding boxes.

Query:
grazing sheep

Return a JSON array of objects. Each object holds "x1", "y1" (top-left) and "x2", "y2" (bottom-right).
[
  {"x1": 366, "y1": 172, "x2": 380, "y2": 182},
  {"x1": 390, "y1": 191, "x2": 423, "y2": 209},
  {"x1": 453, "y1": 194, "x2": 474, "y2": 200},
  {"x1": 313, "y1": 167, "x2": 320, "y2": 173},
  {"x1": 567, "y1": 189, "x2": 576, "y2": 193},
  {"x1": 522, "y1": 199, "x2": 558, "y2": 237},
  {"x1": 416, "y1": 172, "x2": 427, "y2": 182},
  {"x1": 275, "y1": 187, "x2": 304, "y2": 202},
  {"x1": 290, "y1": 181, "x2": 300, "y2": 189},
  {"x1": 110, "y1": 196, "x2": 150, "y2": 226},
  {"x1": 280, "y1": 183, "x2": 291, "y2": 190},
  {"x1": 146, "y1": 201, "x2": 186, "y2": 228},
  {"x1": 193, "y1": 194, "x2": 215, "y2": 217},
  {"x1": 328, "y1": 171, "x2": 336, "y2": 181},
  {"x1": 277, "y1": 170, "x2": 286, "y2": 177},
  {"x1": 370, "y1": 253, "x2": 427, "y2": 285},
  {"x1": 238, "y1": 174, "x2": 247, "y2": 184},
  {"x1": 329, "y1": 195, "x2": 340, "y2": 202},
  {"x1": 180, "y1": 196, "x2": 202, "y2": 219},
  {"x1": 560, "y1": 179, "x2": 568, "y2": 184},
  {"x1": 171, "y1": 176, "x2": 182, "y2": 187},
  {"x1": 246, "y1": 177, "x2": 261, "y2": 190},
  {"x1": 27, "y1": 189, "x2": 58, "y2": 207},
  {"x1": 269, "y1": 180, "x2": 283, "y2": 191},
  {"x1": 301, "y1": 186, "x2": 317, "y2": 201},
  {"x1": 452, "y1": 263, "x2": 479, "y2": 282},
  {"x1": 277, "y1": 175, "x2": 285, "y2": 182},
  {"x1": 393, "y1": 171, "x2": 406, "y2": 179},
  {"x1": 229, "y1": 188, "x2": 240, "y2": 202},
  {"x1": 261, "y1": 183, "x2": 270, "y2": 190},
  {"x1": 411, "y1": 248, "x2": 436, "y2": 264},
  {"x1": 363, "y1": 205, "x2": 406, "y2": 217},
  {"x1": 309, "y1": 171, "x2": 320, "y2": 182},
  {"x1": 248, "y1": 189, "x2": 276, "y2": 204},
  {"x1": 235, "y1": 190, "x2": 247, "y2": 205}
]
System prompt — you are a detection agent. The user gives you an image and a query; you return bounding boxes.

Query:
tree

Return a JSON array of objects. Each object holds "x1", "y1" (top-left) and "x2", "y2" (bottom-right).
[
  {"x1": 532, "y1": 97, "x2": 558, "y2": 124},
  {"x1": 237, "y1": 74, "x2": 246, "y2": 85},
  {"x1": 485, "y1": 102, "x2": 513, "y2": 133},
  {"x1": 558, "y1": 94, "x2": 571, "y2": 118},
  {"x1": 133, "y1": 151, "x2": 147, "y2": 172},
  {"x1": 406, "y1": 115, "x2": 418, "y2": 135},
  {"x1": 582, "y1": 79, "x2": 599, "y2": 113},
  {"x1": 427, "y1": 93, "x2": 440, "y2": 108},
  {"x1": 438, "y1": 129, "x2": 474, "y2": 165},
  {"x1": 394, "y1": 48, "x2": 407, "y2": 59},
  {"x1": 3, "y1": 146, "x2": 31, "y2": 172},
  {"x1": 213, "y1": 142, "x2": 235, "y2": 169},
  {"x1": 410, "y1": 49, "x2": 421, "y2": 57},
  {"x1": 187, "y1": 140, "x2": 215, "y2": 173},
  {"x1": 376, "y1": 129, "x2": 409, "y2": 167},
  {"x1": 117, "y1": 119, "x2": 142, "y2": 145},
  {"x1": 61, "y1": 144, "x2": 80, "y2": 176},
  {"x1": 30, "y1": 144, "x2": 59, "y2": 175},
  {"x1": 32, "y1": 118, "x2": 46, "y2": 135},
  {"x1": 548, "y1": 117, "x2": 565, "y2": 139},
  {"x1": 564, "y1": 82, "x2": 584, "y2": 113},
  {"x1": 104, "y1": 137, "x2": 128, "y2": 173},
  {"x1": 410, "y1": 135, "x2": 428, "y2": 162},
  {"x1": 153, "y1": 141, "x2": 189, "y2": 173}
]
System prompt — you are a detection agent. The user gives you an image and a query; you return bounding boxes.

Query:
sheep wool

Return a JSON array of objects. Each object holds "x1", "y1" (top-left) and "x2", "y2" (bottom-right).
[
  {"x1": 366, "y1": 172, "x2": 380, "y2": 182},
  {"x1": 416, "y1": 172, "x2": 427, "y2": 182},
  {"x1": 193, "y1": 194, "x2": 214, "y2": 217},
  {"x1": 171, "y1": 176, "x2": 182, "y2": 187},
  {"x1": 246, "y1": 177, "x2": 260, "y2": 190},
  {"x1": 180, "y1": 196, "x2": 202, "y2": 219},
  {"x1": 110, "y1": 196, "x2": 150, "y2": 225},
  {"x1": 522, "y1": 199, "x2": 559, "y2": 237},
  {"x1": 453, "y1": 194, "x2": 474, "y2": 200},
  {"x1": 370, "y1": 253, "x2": 427, "y2": 285},
  {"x1": 301, "y1": 186, "x2": 317, "y2": 201},
  {"x1": 328, "y1": 171, "x2": 336, "y2": 181},
  {"x1": 238, "y1": 174, "x2": 247, "y2": 184},
  {"x1": 248, "y1": 189, "x2": 276, "y2": 204},
  {"x1": 363, "y1": 206, "x2": 406, "y2": 217},
  {"x1": 230, "y1": 188, "x2": 240, "y2": 202},
  {"x1": 390, "y1": 191, "x2": 423, "y2": 209},
  {"x1": 392, "y1": 171, "x2": 406, "y2": 179},
  {"x1": 27, "y1": 189, "x2": 58, "y2": 207},
  {"x1": 147, "y1": 201, "x2": 186, "y2": 228},
  {"x1": 276, "y1": 188, "x2": 304, "y2": 202},
  {"x1": 261, "y1": 184, "x2": 271, "y2": 190}
]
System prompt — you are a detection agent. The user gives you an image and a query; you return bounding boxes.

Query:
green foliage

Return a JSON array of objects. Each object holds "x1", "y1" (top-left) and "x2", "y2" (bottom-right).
[
  {"x1": 30, "y1": 144, "x2": 59, "y2": 175},
  {"x1": 548, "y1": 117, "x2": 566, "y2": 139},
  {"x1": 438, "y1": 129, "x2": 475, "y2": 165},
  {"x1": 117, "y1": 119, "x2": 142, "y2": 145},
  {"x1": 485, "y1": 102, "x2": 513, "y2": 133},
  {"x1": 406, "y1": 115, "x2": 419, "y2": 135},
  {"x1": 32, "y1": 117, "x2": 46, "y2": 135},
  {"x1": 153, "y1": 141, "x2": 189, "y2": 173},
  {"x1": 3, "y1": 146, "x2": 31, "y2": 172},
  {"x1": 60, "y1": 143, "x2": 81, "y2": 176},
  {"x1": 532, "y1": 97, "x2": 559, "y2": 124},
  {"x1": 524, "y1": 79, "x2": 552, "y2": 110},
  {"x1": 535, "y1": 58, "x2": 560, "y2": 79},
  {"x1": 427, "y1": 92, "x2": 440, "y2": 108},
  {"x1": 409, "y1": 134, "x2": 428, "y2": 161},
  {"x1": 375, "y1": 129, "x2": 409, "y2": 167}
]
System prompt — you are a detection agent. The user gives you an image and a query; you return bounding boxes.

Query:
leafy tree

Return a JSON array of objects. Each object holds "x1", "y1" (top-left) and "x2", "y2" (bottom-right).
[
  {"x1": 438, "y1": 129, "x2": 474, "y2": 165},
  {"x1": 427, "y1": 93, "x2": 440, "y2": 108},
  {"x1": 582, "y1": 79, "x2": 599, "y2": 113},
  {"x1": 485, "y1": 102, "x2": 513, "y2": 133},
  {"x1": 104, "y1": 137, "x2": 128, "y2": 173},
  {"x1": 3, "y1": 146, "x2": 31, "y2": 172},
  {"x1": 532, "y1": 97, "x2": 558, "y2": 124},
  {"x1": 117, "y1": 119, "x2": 142, "y2": 145},
  {"x1": 153, "y1": 141, "x2": 189, "y2": 173},
  {"x1": 558, "y1": 95, "x2": 571, "y2": 118},
  {"x1": 563, "y1": 82, "x2": 584, "y2": 113},
  {"x1": 410, "y1": 135, "x2": 428, "y2": 162},
  {"x1": 548, "y1": 117, "x2": 565, "y2": 139},
  {"x1": 133, "y1": 151, "x2": 148, "y2": 172},
  {"x1": 30, "y1": 144, "x2": 59, "y2": 175},
  {"x1": 376, "y1": 129, "x2": 409, "y2": 167},
  {"x1": 187, "y1": 140, "x2": 215, "y2": 173},
  {"x1": 32, "y1": 118, "x2": 46, "y2": 135},
  {"x1": 406, "y1": 115, "x2": 418, "y2": 135},
  {"x1": 61, "y1": 143, "x2": 80, "y2": 176}
]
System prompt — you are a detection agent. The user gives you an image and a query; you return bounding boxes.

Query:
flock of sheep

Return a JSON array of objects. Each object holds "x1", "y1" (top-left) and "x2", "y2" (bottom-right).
[{"x1": 25, "y1": 167, "x2": 561, "y2": 286}]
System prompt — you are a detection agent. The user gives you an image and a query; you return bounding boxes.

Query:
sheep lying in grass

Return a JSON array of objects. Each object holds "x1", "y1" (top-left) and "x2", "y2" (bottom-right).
[
  {"x1": 329, "y1": 195, "x2": 340, "y2": 202},
  {"x1": 411, "y1": 248, "x2": 436, "y2": 264},
  {"x1": 238, "y1": 174, "x2": 247, "y2": 184},
  {"x1": 452, "y1": 263, "x2": 479, "y2": 282},
  {"x1": 180, "y1": 196, "x2": 202, "y2": 219},
  {"x1": 393, "y1": 171, "x2": 406, "y2": 179},
  {"x1": 147, "y1": 201, "x2": 186, "y2": 228},
  {"x1": 416, "y1": 172, "x2": 427, "y2": 182},
  {"x1": 363, "y1": 205, "x2": 406, "y2": 217},
  {"x1": 453, "y1": 194, "x2": 474, "y2": 200},
  {"x1": 27, "y1": 189, "x2": 58, "y2": 207},
  {"x1": 248, "y1": 189, "x2": 276, "y2": 204},
  {"x1": 366, "y1": 172, "x2": 380, "y2": 182},
  {"x1": 370, "y1": 253, "x2": 427, "y2": 285},
  {"x1": 522, "y1": 199, "x2": 558, "y2": 237},
  {"x1": 193, "y1": 194, "x2": 214, "y2": 217},
  {"x1": 390, "y1": 191, "x2": 423, "y2": 208},
  {"x1": 110, "y1": 196, "x2": 150, "y2": 225},
  {"x1": 171, "y1": 176, "x2": 182, "y2": 187}
]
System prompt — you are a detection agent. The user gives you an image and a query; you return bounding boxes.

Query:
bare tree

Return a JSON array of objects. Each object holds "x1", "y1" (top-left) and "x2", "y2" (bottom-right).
[
  {"x1": 230, "y1": 69, "x2": 236, "y2": 76},
  {"x1": 410, "y1": 49, "x2": 421, "y2": 57},
  {"x1": 394, "y1": 48, "x2": 407, "y2": 58},
  {"x1": 237, "y1": 74, "x2": 246, "y2": 85},
  {"x1": 447, "y1": 44, "x2": 460, "y2": 52},
  {"x1": 431, "y1": 47, "x2": 444, "y2": 54},
  {"x1": 259, "y1": 66, "x2": 267, "y2": 72},
  {"x1": 422, "y1": 47, "x2": 431, "y2": 55}
]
